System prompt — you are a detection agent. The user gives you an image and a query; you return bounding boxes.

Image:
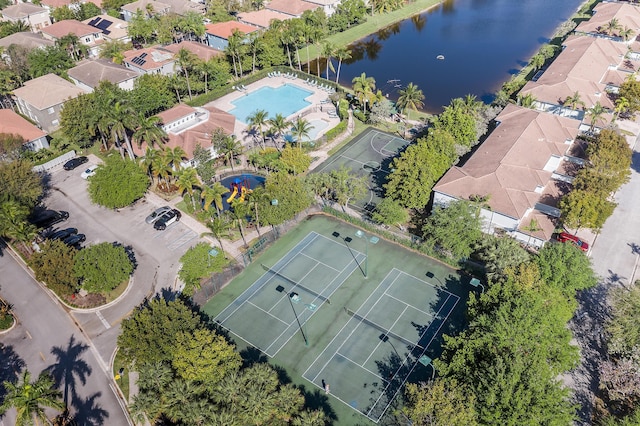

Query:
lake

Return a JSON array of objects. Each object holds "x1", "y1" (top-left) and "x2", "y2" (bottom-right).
[{"x1": 331, "y1": 0, "x2": 586, "y2": 113}]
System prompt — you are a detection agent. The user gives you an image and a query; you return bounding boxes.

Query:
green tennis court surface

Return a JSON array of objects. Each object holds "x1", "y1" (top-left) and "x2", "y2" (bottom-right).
[
  {"x1": 205, "y1": 216, "x2": 468, "y2": 425},
  {"x1": 313, "y1": 127, "x2": 411, "y2": 211}
]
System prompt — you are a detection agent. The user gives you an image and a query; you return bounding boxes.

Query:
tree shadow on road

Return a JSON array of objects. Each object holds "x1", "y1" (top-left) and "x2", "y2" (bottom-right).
[
  {"x1": 0, "y1": 343, "x2": 25, "y2": 401},
  {"x1": 45, "y1": 334, "x2": 92, "y2": 406},
  {"x1": 70, "y1": 391, "x2": 109, "y2": 426}
]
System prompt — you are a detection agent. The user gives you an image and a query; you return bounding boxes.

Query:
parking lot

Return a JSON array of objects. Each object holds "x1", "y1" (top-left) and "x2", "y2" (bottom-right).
[{"x1": 41, "y1": 159, "x2": 203, "y2": 362}]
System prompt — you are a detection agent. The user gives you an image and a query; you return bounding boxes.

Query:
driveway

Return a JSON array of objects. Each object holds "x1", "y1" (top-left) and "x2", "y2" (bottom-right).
[
  {"x1": 565, "y1": 124, "x2": 640, "y2": 424},
  {"x1": 39, "y1": 163, "x2": 202, "y2": 381},
  {"x1": 0, "y1": 249, "x2": 130, "y2": 426}
]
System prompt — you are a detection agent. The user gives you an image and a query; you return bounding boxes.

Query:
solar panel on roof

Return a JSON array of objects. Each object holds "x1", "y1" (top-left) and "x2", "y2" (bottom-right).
[
  {"x1": 96, "y1": 19, "x2": 112, "y2": 30},
  {"x1": 103, "y1": 29, "x2": 111, "y2": 35},
  {"x1": 140, "y1": 53, "x2": 147, "y2": 58},
  {"x1": 139, "y1": 59, "x2": 146, "y2": 65},
  {"x1": 88, "y1": 17, "x2": 100, "y2": 26}
]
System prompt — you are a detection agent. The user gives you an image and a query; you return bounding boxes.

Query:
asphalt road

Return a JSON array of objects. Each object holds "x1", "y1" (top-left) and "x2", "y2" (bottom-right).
[{"x1": 0, "y1": 248, "x2": 130, "y2": 425}]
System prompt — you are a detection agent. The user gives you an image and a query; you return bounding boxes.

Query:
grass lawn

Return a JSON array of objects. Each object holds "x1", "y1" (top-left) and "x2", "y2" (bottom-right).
[
  {"x1": 306, "y1": 0, "x2": 443, "y2": 60},
  {"x1": 113, "y1": 351, "x2": 131, "y2": 403}
]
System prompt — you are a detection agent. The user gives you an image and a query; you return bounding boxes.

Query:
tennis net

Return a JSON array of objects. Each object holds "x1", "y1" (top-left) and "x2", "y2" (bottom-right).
[
  {"x1": 261, "y1": 263, "x2": 331, "y2": 304},
  {"x1": 345, "y1": 308, "x2": 423, "y2": 350}
]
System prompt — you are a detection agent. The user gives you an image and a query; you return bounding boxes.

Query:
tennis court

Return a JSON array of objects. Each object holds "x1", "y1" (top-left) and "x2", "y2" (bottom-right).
[
  {"x1": 303, "y1": 268, "x2": 459, "y2": 422},
  {"x1": 215, "y1": 232, "x2": 366, "y2": 357},
  {"x1": 205, "y1": 216, "x2": 468, "y2": 425},
  {"x1": 313, "y1": 127, "x2": 411, "y2": 210}
]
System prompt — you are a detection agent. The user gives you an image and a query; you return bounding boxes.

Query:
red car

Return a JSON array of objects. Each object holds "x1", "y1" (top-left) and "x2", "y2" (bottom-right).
[{"x1": 557, "y1": 232, "x2": 589, "y2": 252}]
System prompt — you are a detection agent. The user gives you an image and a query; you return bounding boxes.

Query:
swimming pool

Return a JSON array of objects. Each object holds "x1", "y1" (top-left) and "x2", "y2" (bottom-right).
[{"x1": 230, "y1": 84, "x2": 313, "y2": 124}]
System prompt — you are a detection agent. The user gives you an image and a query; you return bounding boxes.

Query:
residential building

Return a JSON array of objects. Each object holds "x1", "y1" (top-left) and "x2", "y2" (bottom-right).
[
  {"x1": 237, "y1": 9, "x2": 292, "y2": 29},
  {"x1": 0, "y1": 32, "x2": 54, "y2": 59},
  {"x1": 265, "y1": 0, "x2": 319, "y2": 17},
  {"x1": 67, "y1": 59, "x2": 140, "y2": 92},
  {"x1": 575, "y1": 1, "x2": 640, "y2": 41},
  {"x1": 519, "y1": 34, "x2": 632, "y2": 130},
  {"x1": 121, "y1": 0, "x2": 204, "y2": 21},
  {"x1": 41, "y1": 19, "x2": 104, "y2": 57},
  {"x1": 133, "y1": 104, "x2": 236, "y2": 166},
  {"x1": 0, "y1": 3, "x2": 51, "y2": 32},
  {"x1": 122, "y1": 46, "x2": 177, "y2": 75},
  {"x1": 204, "y1": 21, "x2": 259, "y2": 50},
  {"x1": 12, "y1": 73, "x2": 87, "y2": 132},
  {"x1": 39, "y1": 0, "x2": 103, "y2": 12},
  {"x1": 164, "y1": 40, "x2": 223, "y2": 62},
  {"x1": 83, "y1": 14, "x2": 130, "y2": 43},
  {"x1": 304, "y1": 0, "x2": 341, "y2": 16},
  {"x1": 0, "y1": 109, "x2": 49, "y2": 152},
  {"x1": 432, "y1": 104, "x2": 582, "y2": 248}
]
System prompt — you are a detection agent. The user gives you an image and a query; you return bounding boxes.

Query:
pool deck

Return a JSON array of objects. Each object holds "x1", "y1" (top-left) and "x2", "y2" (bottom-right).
[{"x1": 205, "y1": 75, "x2": 341, "y2": 148}]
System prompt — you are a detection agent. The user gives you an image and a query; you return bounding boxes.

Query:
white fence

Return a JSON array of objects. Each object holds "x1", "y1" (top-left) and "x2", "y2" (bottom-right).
[{"x1": 32, "y1": 150, "x2": 76, "y2": 173}]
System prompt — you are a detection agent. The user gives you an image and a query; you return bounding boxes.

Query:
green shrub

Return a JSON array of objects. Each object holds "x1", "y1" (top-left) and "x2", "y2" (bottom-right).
[
  {"x1": 353, "y1": 110, "x2": 367, "y2": 122},
  {"x1": 74, "y1": 242, "x2": 134, "y2": 293},
  {"x1": 178, "y1": 242, "x2": 227, "y2": 296},
  {"x1": 88, "y1": 156, "x2": 149, "y2": 208},
  {"x1": 324, "y1": 120, "x2": 348, "y2": 142}
]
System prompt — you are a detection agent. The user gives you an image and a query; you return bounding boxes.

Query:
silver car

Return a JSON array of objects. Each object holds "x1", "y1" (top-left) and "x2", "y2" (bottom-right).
[{"x1": 145, "y1": 206, "x2": 172, "y2": 224}]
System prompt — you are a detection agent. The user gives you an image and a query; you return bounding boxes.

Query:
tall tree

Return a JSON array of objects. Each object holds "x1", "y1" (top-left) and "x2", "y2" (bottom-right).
[
  {"x1": 291, "y1": 117, "x2": 314, "y2": 148},
  {"x1": 201, "y1": 182, "x2": 229, "y2": 215},
  {"x1": 176, "y1": 167, "x2": 200, "y2": 209},
  {"x1": 175, "y1": 48, "x2": 196, "y2": 100},
  {"x1": 423, "y1": 200, "x2": 482, "y2": 259},
  {"x1": 396, "y1": 82, "x2": 425, "y2": 119},
  {"x1": 132, "y1": 113, "x2": 166, "y2": 149},
  {"x1": 0, "y1": 370, "x2": 64, "y2": 426},
  {"x1": 351, "y1": 72, "x2": 376, "y2": 112},
  {"x1": 201, "y1": 216, "x2": 232, "y2": 257},
  {"x1": 246, "y1": 109, "x2": 269, "y2": 149},
  {"x1": 334, "y1": 46, "x2": 352, "y2": 83}
]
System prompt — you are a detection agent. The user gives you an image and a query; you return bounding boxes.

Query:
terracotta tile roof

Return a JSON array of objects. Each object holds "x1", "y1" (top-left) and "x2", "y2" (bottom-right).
[
  {"x1": 42, "y1": 20, "x2": 98, "y2": 39},
  {"x1": 122, "y1": 0, "x2": 204, "y2": 16},
  {"x1": 164, "y1": 41, "x2": 223, "y2": 61},
  {"x1": 40, "y1": 0, "x2": 73, "y2": 8},
  {"x1": 12, "y1": 73, "x2": 87, "y2": 110},
  {"x1": 517, "y1": 210, "x2": 558, "y2": 241},
  {"x1": 237, "y1": 9, "x2": 292, "y2": 28},
  {"x1": 67, "y1": 59, "x2": 139, "y2": 88},
  {"x1": 122, "y1": 46, "x2": 175, "y2": 71},
  {"x1": 0, "y1": 32, "x2": 54, "y2": 50},
  {"x1": 1, "y1": 3, "x2": 47, "y2": 19},
  {"x1": 520, "y1": 35, "x2": 625, "y2": 109},
  {"x1": 157, "y1": 104, "x2": 197, "y2": 125},
  {"x1": 0, "y1": 109, "x2": 47, "y2": 142},
  {"x1": 576, "y1": 2, "x2": 640, "y2": 36},
  {"x1": 82, "y1": 15, "x2": 129, "y2": 40},
  {"x1": 266, "y1": 0, "x2": 318, "y2": 17},
  {"x1": 433, "y1": 104, "x2": 580, "y2": 219},
  {"x1": 135, "y1": 105, "x2": 235, "y2": 159},
  {"x1": 205, "y1": 21, "x2": 259, "y2": 39}
]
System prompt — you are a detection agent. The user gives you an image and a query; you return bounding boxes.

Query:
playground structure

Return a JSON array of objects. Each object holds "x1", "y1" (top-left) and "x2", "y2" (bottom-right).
[{"x1": 226, "y1": 175, "x2": 252, "y2": 203}]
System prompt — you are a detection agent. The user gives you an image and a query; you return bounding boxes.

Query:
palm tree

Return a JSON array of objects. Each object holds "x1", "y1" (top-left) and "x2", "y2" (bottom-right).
[
  {"x1": 176, "y1": 167, "x2": 200, "y2": 209},
  {"x1": 603, "y1": 17, "x2": 622, "y2": 36},
  {"x1": 139, "y1": 147, "x2": 161, "y2": 182},
  {"x1": 132, "y1": 113, "x2": 166, "y2": 150},
  {"x1": 516, "y1": 93, "x2": 537, "y2": 109},
  {"x1": 291, "y1": 117, "x2": 314, "y2": 148},
  {"x1": 0, "y1": 369, "x2": 64, "y2": 426},
  {"x1": 247, "y1": 32, "x2": 263, "y2": 74},
  {"x1": 321, "y1": 41, "x2": 336, "y2": 80},
  {"x1": 614, "y1": 96, "x2": 630, "y2": 121},
  {"x1": 229, "y1": 200, "x2": 249, "y2": 248},
  {"x1": 396, "y1": 82, "x2": 425, "y2": 119},
  {"x1": 215, "y1": 134, "x2": 243, "y2": 170},
  {"x1": 196, "y1": 59, "x2": 217, "y2": 94},
  {"x1": 153, "y1": 153, "x2": 173, "y2": 191},
  {"x1": 563, "y1": 91, "x2": 585, "y2": 111},
  {"x1": 201, "y1": 216, "x2": 232, "y2": 257},
  {"x1": 522, "y1": 218, "x2": 541, "y2": 249},
  {"x1": 352, "y1": 72, "x2": 376, "y2": 113},
  {"x1": 246, "y1": 109, "x2": 269, "y2": 149},
  {"x1": 164, "y1": 146, "x2": 186, "y2": 171},
  {"x1": 109, "y1": 101, "x2": 137, "y2": 160},
  {"x1": 201, "y1": 182, "x2": 229, "y2": 215},
  {"x1": 246, "y1": 186, "x2": 268, "y2": 236},
  {"x1": 293, "y1": 409, "x2": 326, "y2": 426},
  {"x1": 268, "y1": 113, "x2": 291, "y2": 149},
  {"x1": 175, "y1": 48, "x2": 196, "y2": 100},
  {"x1": 334, "y1": 46, "x2": 352, "y2": 83},
  {"x1": 619, "y1": 26, "x2": 635, "y2": 41},
  {"x1": 226, "y1": 29, "x2": 245, "y2": 79},
  {"x1": 586, "y1": 101, "x2": 607, "y2": 131}
]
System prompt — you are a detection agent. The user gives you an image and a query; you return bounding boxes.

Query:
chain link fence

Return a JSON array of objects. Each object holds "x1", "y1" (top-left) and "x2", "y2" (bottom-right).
[{"x1": 191, "y1": 204, "x2": 323, "y2": 306}]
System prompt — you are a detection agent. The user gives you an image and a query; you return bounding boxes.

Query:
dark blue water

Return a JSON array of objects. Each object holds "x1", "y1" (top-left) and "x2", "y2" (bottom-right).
[{"x1": 336, "y1": 0, "x2": 585, "y2": 113}]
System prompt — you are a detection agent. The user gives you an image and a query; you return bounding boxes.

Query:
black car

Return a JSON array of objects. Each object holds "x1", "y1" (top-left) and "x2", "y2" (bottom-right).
[
  {"x1": 154, "y1": 209, "x2": 181, "y2": 230},
  {"x1": 48, "y1": 228, "x2": 78, "y2": 241},
  {"x1": 63, "y1": 156, "x2": 88, "y2": 171},
  {"x1": 63, "y1": 234, "x2": 85, "y2": 247},
  {"x1": 29, "y1": 210, "x2": 69, "y2": 229}
]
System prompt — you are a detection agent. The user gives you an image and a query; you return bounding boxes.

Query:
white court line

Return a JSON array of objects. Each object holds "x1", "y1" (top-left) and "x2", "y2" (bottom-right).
[
  {"x1": 362, "y1": 305, "x2": 409, "y2": 367},
  {"x1": 247, "y1": 301, "x2": 289, "y2": 325},
  {"x1": 215, "y1": 232, "x2": 320, "y2": 324},
  {"x1": 304, "y1": 269, "x2": 403, "y2": 382},
  {"x1": 335, "y1": 350, "x2": 389, "y2": 383},
  {"x1": 266, "y1": 261, "x2": 323, "y2": 314},
  {"x1": 393, "y1": 268, "x2": 457, "y2": 297},
  {"x1": 382, "y1": 292, "x2": 434, "y2": 318},
  {"x1": 368, "y1": 293, "x2": 459, "y2": 421},
  {"x1": 300, "y1": 251, "x2": 342, "y2": 272}
]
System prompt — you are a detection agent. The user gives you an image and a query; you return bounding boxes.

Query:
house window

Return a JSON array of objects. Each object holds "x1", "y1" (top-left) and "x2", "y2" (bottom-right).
[
  {"x1": 48, "y1": 107, "x2": 55, "y2": 114},
  {"x1": 52, "y1": 119, "x2": 59, "y2": 126},
  {"x1": 85, "y1": 37, "x2": 91, "y2": 43}
]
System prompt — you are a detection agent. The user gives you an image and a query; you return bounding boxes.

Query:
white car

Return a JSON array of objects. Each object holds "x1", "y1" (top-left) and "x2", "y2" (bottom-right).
[{"x1": 80, "y1": 164, "x2": 98, "y2": 179}]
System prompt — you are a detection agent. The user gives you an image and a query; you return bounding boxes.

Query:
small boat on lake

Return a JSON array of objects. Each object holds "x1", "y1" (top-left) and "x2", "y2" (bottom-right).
[{"x1": 436, "y1": 54, "x2": 445, "y2": 60}]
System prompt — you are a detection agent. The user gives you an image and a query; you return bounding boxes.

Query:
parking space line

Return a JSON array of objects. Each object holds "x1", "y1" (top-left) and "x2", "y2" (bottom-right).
[
  {"x1": 168, "y1": 231, "x2": 197, "y2": 251},
  {"x1": 96, "y1": 310, "x2": 111, "y2": 329}
]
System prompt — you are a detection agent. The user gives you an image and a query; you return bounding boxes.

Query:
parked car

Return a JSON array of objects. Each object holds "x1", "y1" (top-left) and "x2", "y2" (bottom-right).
[
  {"x1": 154, "y1": 209, "x2": 181, "y2": 230},
  {"x1": 63, "y1": 156, "x2": 88, "y2": 171},
  {"x1": 48, "y1": 228, "x2": 78, "y2": 241},
  {"x1": 29, "y1": 210, "x2": 69, "y2": 229},
  {"x1": 145, "y1": 206, "x2": 172, "y2": 224},
  {"x1": 80, "y1": 164, "x2": 98, "y2": 179},
  {"x1": 63, "y1": 234, "x2": 85, "y2": 247},
  {"x1": 557, "y1": 232, "x2": 589, "y2": 252}
]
